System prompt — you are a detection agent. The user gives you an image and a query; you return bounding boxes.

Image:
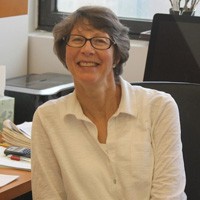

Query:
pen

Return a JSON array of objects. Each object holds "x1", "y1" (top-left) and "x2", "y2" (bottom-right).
[{"x1": 7, "y1": 155, "x2": 31, "y2": 162}]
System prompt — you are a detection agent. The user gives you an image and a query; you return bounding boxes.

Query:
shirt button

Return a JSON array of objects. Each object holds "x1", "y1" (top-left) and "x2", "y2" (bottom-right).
[{"x1": 113, "y1": 179, "x2": 117, "y2": 184}]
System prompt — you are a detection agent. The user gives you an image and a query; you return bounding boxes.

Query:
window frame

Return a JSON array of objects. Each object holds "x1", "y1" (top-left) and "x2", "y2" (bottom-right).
[{"x1": 38, "y1": 0, "x2": 152, "y2": 40}]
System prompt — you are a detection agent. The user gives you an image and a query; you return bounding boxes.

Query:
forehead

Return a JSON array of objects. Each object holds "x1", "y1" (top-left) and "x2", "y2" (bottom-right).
[{"x1": 71, "y1": 19, "x2": 108, "y2": 36}]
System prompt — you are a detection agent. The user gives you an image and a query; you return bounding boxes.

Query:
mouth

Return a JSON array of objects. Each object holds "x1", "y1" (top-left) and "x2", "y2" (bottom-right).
[{"x1": 77, "y1": 61, "x2": 99, "y2": 67}]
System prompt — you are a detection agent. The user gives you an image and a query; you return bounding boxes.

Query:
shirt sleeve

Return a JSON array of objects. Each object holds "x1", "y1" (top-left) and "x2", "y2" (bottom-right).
[
  {"x1": 150, "y1": 95, "x2": 187, "y2": 199},
  {"x1": 31, "y1": 107, "x2": 67, "y2": 200}
]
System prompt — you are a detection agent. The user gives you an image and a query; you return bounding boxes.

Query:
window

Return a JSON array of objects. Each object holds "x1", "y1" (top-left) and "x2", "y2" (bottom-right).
[
  {"x1": 38, "y1": 0, "x2": 200, "y2": 40},
  {"x1": 57, "y1": 0, "x2": 171, "y2": 19}
]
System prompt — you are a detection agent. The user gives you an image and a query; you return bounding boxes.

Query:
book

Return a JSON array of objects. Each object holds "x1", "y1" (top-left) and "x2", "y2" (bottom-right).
[{"x1": 0, "y1": 120, "x2": 32, "y2": 148}]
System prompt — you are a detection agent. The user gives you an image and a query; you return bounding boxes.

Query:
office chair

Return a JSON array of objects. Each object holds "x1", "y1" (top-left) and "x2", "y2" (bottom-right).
[{"x1": 131, "y1": 81, "x2": 200, "y2": 199}]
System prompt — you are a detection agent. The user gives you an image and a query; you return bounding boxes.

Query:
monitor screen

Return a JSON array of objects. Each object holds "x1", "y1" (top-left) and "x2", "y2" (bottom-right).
[{"x1": 144, "y1": 14, "x2": 200, "y2": 84}]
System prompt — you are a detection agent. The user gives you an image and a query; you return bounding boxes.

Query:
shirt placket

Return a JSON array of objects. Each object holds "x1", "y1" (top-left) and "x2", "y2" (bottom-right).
[{"x1": 105, "y1": 118, "x2": 124, "y2": 200}]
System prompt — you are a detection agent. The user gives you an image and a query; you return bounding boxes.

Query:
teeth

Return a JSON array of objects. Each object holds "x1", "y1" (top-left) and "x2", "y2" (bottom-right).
[{"x1": 79, "y1": 62, "x2": 97, "y2": 67}]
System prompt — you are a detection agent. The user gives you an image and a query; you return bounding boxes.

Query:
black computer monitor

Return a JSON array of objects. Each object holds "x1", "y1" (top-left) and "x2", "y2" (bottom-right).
[{"x1": 143, "y1": 13, "x2": 200, "y2": 84}]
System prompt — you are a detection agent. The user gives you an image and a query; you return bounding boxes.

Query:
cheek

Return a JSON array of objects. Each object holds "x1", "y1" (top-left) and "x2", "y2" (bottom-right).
[
  {"x1": 65, "y1": 48, "x2": 74, "y2": 67},
  {"x1": 108, "y1": 47, "x2": 116, "y2": 64},
  {"x1": 65, "y1": 54, "x2": 74, "y2": 74},
  {"x1": 65, "y1": 48, "x2": 71, "y2": 60},
  {"x1": 65, "y1": 52, "x2": 70, "y2": 64},
  {"x1": 105, "y1": 50, "x2": 115, "y2": 66}
]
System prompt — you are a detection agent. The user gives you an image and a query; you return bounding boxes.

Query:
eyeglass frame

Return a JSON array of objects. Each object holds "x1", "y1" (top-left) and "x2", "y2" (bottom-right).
[{"x1": 63, "y1": 34, "x2": 116, "y2": 50}]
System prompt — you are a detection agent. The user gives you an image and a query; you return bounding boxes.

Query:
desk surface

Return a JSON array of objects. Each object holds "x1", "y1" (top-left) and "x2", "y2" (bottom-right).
[
  {"x1": 0, "y1": 167, "x2": 31, "y2": 199},
  {"x1": 0, "y1": 135, "x2": 31, "y2": 199}
]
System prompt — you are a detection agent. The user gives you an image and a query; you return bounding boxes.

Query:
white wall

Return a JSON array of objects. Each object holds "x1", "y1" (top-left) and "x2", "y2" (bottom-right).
[
  {"x1": 124, "y1": 40, "x2": 149, "y2": 82},
  {"x1": 0, "y1": 15, "x2": 28, "y2": 78},
  {"x1": 28, "y1": 31, "x2": 68, "y2": 75}
]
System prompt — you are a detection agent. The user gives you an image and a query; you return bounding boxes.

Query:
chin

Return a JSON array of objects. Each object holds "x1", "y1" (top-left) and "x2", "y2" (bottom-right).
[{"x1": 77, "y1": 75, "x2": 101, "y2": 85}]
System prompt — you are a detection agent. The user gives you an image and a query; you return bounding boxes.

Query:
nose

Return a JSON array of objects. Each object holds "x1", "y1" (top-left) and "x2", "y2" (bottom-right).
[{"x1": 80, "y1": 40, "x2": 95, "y2": 55}]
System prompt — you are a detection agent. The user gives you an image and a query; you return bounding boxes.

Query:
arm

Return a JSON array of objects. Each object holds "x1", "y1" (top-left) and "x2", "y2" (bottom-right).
[
  {"x1": 31, "y1": 108, "x2": 67, "y2": 200},
  {"x1": 150, "y1": 97, "x2": 187, "y2": 199}
]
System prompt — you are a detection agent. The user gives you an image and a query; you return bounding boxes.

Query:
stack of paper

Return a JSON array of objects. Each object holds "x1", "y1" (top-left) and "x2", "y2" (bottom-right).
[{"x1": 1, "y1": 119, "x2": 32, "y2": 148}]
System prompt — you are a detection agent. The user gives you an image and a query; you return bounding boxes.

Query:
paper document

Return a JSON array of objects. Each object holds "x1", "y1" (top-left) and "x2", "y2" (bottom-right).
[
  {"x1": 0, "y1": 174, "x2": 19, "y2": 187},
  {"x1": 17, "y1": 121, "x2": 32, "y2": 139},
  {"x1": 0, "y1": 147, "x2": 31, "y2": 171},
  {"x1": 3, "y1": 119, "x2": 32, "y2": 139}
]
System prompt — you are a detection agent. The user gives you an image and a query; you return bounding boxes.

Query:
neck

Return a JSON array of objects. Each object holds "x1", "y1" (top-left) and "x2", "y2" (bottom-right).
[{"x1": 75, "y1": 81, "x2": 121, "y2": 122}]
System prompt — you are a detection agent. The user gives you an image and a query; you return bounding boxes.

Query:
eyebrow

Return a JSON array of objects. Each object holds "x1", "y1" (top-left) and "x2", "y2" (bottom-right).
[
  {"x1": 70, "y1": 32, "x2": 110, "y2": 39},
  {"x1": 71, "y1": 27, "x2": 109, "y2": 37}
]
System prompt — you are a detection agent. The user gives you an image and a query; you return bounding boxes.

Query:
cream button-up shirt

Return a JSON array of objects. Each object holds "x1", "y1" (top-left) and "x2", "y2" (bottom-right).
[{"x1": 31, "y1": 77, "x2": 186, "y2": 200}]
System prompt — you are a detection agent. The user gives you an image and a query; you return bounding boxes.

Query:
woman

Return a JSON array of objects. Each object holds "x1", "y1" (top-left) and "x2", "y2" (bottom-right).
[{"x1": 31, "y1": 6, "x2": 186, "y2": 200}]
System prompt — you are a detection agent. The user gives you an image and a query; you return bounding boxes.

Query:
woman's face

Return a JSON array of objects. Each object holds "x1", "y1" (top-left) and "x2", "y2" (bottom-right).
[{"x1": 65, "y1": 22, "x2": 116, "y2": 87}]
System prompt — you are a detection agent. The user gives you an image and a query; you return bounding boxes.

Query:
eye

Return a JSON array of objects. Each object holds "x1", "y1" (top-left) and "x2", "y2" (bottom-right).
[
  {"x1": 93, "y1": 38, "x2": 109, "y2": 45},
  {"x1": 70, "y1": 36, "x2": 84, "y2": 43}
]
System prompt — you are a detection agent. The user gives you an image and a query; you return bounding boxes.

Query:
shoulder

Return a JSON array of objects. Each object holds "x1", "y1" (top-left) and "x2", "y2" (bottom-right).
[
  {"x1": 121, "y1": 78, "x2": 175, "y2": 106},
  {"x1": 133, "y1": 84, "x2": 174, "y2": 104},
  {"x1": 34, "y1": 92, "x2": 74, "y2": 117},
  {"x1": 120, "y1": 78, "x2": 179, "y2": 120}
]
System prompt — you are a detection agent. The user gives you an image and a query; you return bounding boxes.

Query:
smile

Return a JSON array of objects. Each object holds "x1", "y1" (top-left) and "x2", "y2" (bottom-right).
[{"x1": 78, "y1": 61, "x2": 99, "y2": 67}]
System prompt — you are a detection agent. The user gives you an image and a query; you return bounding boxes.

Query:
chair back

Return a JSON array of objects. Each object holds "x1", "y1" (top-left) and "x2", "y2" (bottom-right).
[
  {"x1": 131, "y1": 81, "x2": 200, "y2": 199},
  {"x1": 143, "y1": 14, "x2": 200, "y2": 84}
]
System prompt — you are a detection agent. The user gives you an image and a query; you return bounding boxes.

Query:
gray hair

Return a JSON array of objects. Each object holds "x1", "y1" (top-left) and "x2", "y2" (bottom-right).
[{"x1": 53, "y1": 6, "x2": 130, "y2": 80}]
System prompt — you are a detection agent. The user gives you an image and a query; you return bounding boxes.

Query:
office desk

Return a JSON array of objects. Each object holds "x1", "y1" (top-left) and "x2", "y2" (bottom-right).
[
  {"x1": 0, "y1": 167, "x2": 31, "y2": 199},
  {"x1": 0, "y1": 136, "x2": 31, "y2": 199}
]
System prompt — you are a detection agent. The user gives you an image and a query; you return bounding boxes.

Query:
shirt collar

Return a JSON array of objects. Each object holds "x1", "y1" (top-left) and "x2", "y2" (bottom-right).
[
  {"x1": 115, "y1": 76, "x2": 137, "y2": 117},
  {"x1": 59, "y1": 92, "x2": 89, "y2": 121},
  {"x1": 61, "y1": 77, "x2": 138, "y2": 119}
]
